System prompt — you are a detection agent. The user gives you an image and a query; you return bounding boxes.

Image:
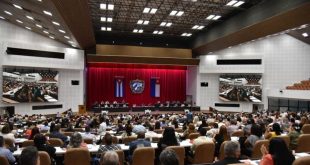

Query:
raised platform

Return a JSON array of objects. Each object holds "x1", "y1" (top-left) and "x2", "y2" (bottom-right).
[{"x1": 90, "y1": 106, "x2": 200, "y2": 113}]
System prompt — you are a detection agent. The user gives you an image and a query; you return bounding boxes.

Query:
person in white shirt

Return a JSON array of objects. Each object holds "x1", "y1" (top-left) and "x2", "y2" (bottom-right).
[
  {"x1": 0, "y1": 124, "x2": 15, "y2": 143},
  {"x1": 98, "y1": 118, "x2": 107, "y2": 135},
  {"x1": 191, "y1": 128, "x2": 213, "y2": 153},
  {"x1": 82, "y1": 126, "x2": 96, "y2": 139}
]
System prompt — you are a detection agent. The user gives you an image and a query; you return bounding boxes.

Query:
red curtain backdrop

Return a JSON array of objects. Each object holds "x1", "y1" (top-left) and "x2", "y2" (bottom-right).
[{"x1": 86, "y1": 63, "x2": 186, "y2": 108}]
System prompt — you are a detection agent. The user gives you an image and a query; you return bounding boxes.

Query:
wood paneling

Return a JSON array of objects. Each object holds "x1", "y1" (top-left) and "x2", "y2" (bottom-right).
[
  {"x1": 87, "y1": 54, "x2": 199, "y2": 66},
  {"x1": 50, "y1": 0, "x2": 96, "y2": 49},
  {"x1": 193, "y1": 2, "x2": 310, "y2": 55},
  {"x1": 96, "y1": 44, "x2": 192, "y2": 58}
]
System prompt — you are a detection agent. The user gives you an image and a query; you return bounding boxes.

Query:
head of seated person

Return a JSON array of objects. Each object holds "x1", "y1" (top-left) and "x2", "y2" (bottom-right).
[
  {"x1": 136, "y1": 131, "x2": 145, "y2": 139},
  {"x1": 199, "y1": 127, "x2": 207, "y2": 137},
  {"x1": 20, "y1": 146, "x2": 40, "y2": 165},
  {"x1": 69, "y1": 132, "x2": 83, "y2": 148},
  {"x1": 34, "y1": 134, "x2": 47, "y2": 148},
  {"x1": 159, "y1": 149, "x2": 179, "y2": 165},
  {"x1": 224, "y1": 141, "x2": 240, "y2": 159},
  {"x1": 104, "y1": 133, "x2": 113, "y2": 145},
  {"x1": 100, "y1": 151, "x2": 119, "y2": 165}
]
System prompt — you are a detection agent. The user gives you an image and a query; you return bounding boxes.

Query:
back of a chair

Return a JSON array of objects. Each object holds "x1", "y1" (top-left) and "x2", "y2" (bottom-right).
[
  {"x1": 251, "y1": 140, "x2": 269, "y2": 159},
  {"x1": 48, "y1": 138, "x2": 64, "y2": 147},
  {"x1": 132, "y1": 147, "x2": 155, "y2": 165},
  {"x1": 39, "y1": 151, "x2": 51, "y2": 165},
  {"x1": 64, "y1": 148, "x2": 91, "y2": 165},
  {"x1": 301, "y1": 124, "x2": 310, "y2": 134},
  {"x1": 84, "y1": 139, "x2": 93, "y2": 144},
  {"x1": 115, "y1": 150, "x2": 125, "y2": 165},
  {"x1": 74, "y1": 128, "x2": 84, "y2": 132},
  {"x1": 296, "y1": 134, "x2": 310, "y2": 153},
  {"x1": 188, "y1": 133, "x2": 200, "y2": 140},
  {"x1": 154, "y1": 129, "x2": 164, "y2": 134},
  {"x1": 193, "y1": 142, "x2": 215, "y2": 164},
  {"x1": 4, "y1": 138, "x2": 14, "y2": 148},
  {"x1": 278, "y1": 135, "x2": 290, "y2": 148},
  {"x1": 231, "y1": 130, "x2": 244, "y2": 137},
  {"x1": 122, "y1": 136, "x2": 137, "y2": 145},
  {"x1": 101, "y1": 136, "x2": 118, "y2": 144},
  {"x1": 175, "y1": 128, "x2": 183, "y2": 133},
  {"x1": 293, "y1": 156, "x2": 310, "y2": 165},
  {"x1": 22, "y1": 140, "x2": 34, "y2": 147},
  {"x1": 166, "y1": 146, "x2": 185, "y2": 165},
  {"x1": 219, "y1": 141, "x2": 228, "y2": 161},
  {"x1": 63, "y1": 132, "x2": 74, "y2": 137},
  {"x1": 0, "y1": 155, "x2": 9, "y2": 165}
]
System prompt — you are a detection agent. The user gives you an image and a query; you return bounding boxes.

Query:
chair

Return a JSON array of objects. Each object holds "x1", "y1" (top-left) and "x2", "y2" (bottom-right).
[
  {"x1": 251, "y1": 140, "x2": 269, "y2": 159},
  {"x1": 218, "y1": 141, "x2": 228, "y2": 161},
  {"x1": 48, "y1": 138, "x2": 64, "y2": 147},
  {"x1": 188, "y1": 142, "x2": 215, "y2": 164},
  {"x1": 122, "y1": 136, "x2": 137, "y2": 145},
  {"x1": 295, "y1": 134, "x2": 310, "y2": 153},
  {"x1": 131, "y1": 147, "x2": 155, "y2": 165},
  {"x1": 74, "y1": 128, "x2": 84, "y2": 132},
  {"x1": 39, "y1": 151, "x2": 51, "y2": 165},
  {"x1": 231, "y1": 130, "x2": 244, "y2": 137},
  {"x1": 301, "y1": 124, "x2": 310, "y2": 134},
  {"x1": 0, "y1": 156, "x2": 9, "y2": 165},
  {"x1": 22, "y1": 140, "x2": 34, "y2": 147},
  {"x1": 4, "y1": 138, "x2": 14, "y2": 148},
  {"x1": 175, "y1": 128, "x2": 183, "y2": 133},
  {"x1": 154, "y1": 129, "x2": 164, "y2": 134},
  {"x1": 64, "y1": 148, "x2": 91, "y2": 165},
  {"x1": 84, "y1": 138, "x2": 93, "y2": 144},
  {"x1": 115, "y1": 150, "x2": 125, "y2": 165},
  {"x1": 101, "y1": 136, "x2": 118, "y2": 144},
  {"x1": 278, "y1": 135, "x2": 290, "y2": 148},
  {"x1": 166, "y1": 146, "x2": 185, "y2": 165},
  {"x1": 188, "y1": 133, "x2": 200, "y2": 140},
  {"x1": 63, "y1": 132, "x2": 74, "y2": 137},
  {"x1": 293, "y1": 156, "x2": 310, "y2": 165}
]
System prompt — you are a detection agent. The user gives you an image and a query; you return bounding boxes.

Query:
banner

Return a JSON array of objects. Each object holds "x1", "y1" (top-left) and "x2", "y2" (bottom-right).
[
  {"x1": 150, "y1": 78, "x2": 160, "y2": 97},
  {"x1": 115, "y1": 78, "x2": 124, "y2": 97}
]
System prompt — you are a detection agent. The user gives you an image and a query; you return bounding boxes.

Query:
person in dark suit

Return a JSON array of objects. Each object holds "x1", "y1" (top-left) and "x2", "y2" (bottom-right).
[
  {"x1": 212, "y1": 141, "x2": 241, "y2": 165},
  {"x1": 128, "y1": 131, "x2": 151, "y2": 160},
  {"x1": 33, "y1": 134, "x2": 56, "y2": 163},
  {"x1": 49, "y1": 124, "x2": 68, "y2": 144}
]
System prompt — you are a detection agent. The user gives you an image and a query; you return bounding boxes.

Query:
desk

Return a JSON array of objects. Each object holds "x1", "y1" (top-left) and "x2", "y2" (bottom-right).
[
  {"x1": 92, "y1": 107, "x2": 131, "y2": 113},
  {"x1": 91, "y1": 106, "x2": 200, "y2": 113}
]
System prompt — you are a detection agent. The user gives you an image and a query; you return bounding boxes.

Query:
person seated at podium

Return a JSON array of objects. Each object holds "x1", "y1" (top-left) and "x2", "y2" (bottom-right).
[
  {"x1": 154, "y1": 101, "x2": 160, "y2": 108},
  {"x1": 112, "y1": 101, "x2": 118, "y2": 108},
  {"x1": 165, "y1": 101, "x2": 170, "y2": 107},
  {"x1": 93, "y1": 101, "x2": 99, "y2": 107},
  {"x1": 100, "y1": 100, "x2": 105, "y2": 106},
  {"x1": 176, "y1": 101, "x2": 181, "y2": 107}
]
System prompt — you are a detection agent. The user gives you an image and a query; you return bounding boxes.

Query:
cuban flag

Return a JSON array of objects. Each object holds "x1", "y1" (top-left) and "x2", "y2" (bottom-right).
[
  {"x1": 150, "y1": 78, "x2": 160, "y2": 97},
  {"x1": 115, "y1": 78, "x2": 124, "y2": 97}
]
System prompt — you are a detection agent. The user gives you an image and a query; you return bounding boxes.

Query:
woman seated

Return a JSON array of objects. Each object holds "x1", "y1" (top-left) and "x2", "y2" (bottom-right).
[
  {"x1": 260, "y1": 138, "x2": 295, "y2": 165},
  {"x1": 264, "y1": 123, "x2": 282, "y2": 140},
  {"x1": 68, "y1": 132, "x2": 87, "y2": 148},
  {"x1": 157, "y1": 127, "x2": 179, "y2": 152},
  {"x1": 213, "y1": 125, "x2": 230, "y2": 157},
  {"x1": 243, "y1": 124, "x2": 263, "y2": 157},
  {"x1": 182, "y1": 123, "x2": 196, "y2": 139},
  {"x1": 0, "y1": 124, "x2": 16, "y2": 143},
  {"x1": 98, "y1": 133, "x2": 121, "y2": 154},
  {"x1": 287, "y1": 123, "x2": 301, "y2": 150},
  {"x1": 33, "y1": 134, "x2": 56, "y2": 162},
  {"x1": 29, "y1": 127, "x2": 40, "y2": 140}
]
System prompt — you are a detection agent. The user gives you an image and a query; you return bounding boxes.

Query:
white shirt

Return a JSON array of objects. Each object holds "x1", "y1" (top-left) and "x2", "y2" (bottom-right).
[{"x1": 98, "y1": 122, "x2": 107, "y2": 135}]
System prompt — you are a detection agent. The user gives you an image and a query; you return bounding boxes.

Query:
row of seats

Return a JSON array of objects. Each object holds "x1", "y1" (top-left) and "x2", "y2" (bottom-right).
[{"x1": 286, "y1": 79, "x2": 310, "y2": 90}]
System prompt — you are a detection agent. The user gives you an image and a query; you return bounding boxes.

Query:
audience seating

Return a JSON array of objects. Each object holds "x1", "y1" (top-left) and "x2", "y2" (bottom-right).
[
  {"x1": 131, "y1": 147, "x2": 155, "y2": 165},
  {"x1": 203, "y1": 127, "x2": 211, "y2": 131},
  {"x1": 278, "y1": 135, "x2": 290, "y2": 148},
  {"x1": 218, "y1": 141, "x2": 228, "y2": 161},
  {"x1": 188, "y1": 142, "x2": 215, "y2": 164},
  {"x1": 286, "y1": 80, "x2": 310, "y2": 90},
  {"x1": 188, "y1": 133, "x2": 200, "y2": 140},
  {"x1": 115, "y1": 150, "x2": 125, "y2": 165},
  {"x1": 48, "y1": 138, "x2": 64, "y2": 147},
  {"x1": 22, "y1": 140, "x2": 34, "y2": 147},
  {"x1": 84, "y1": 139, "x2": 93, "y2": 144},
  {"x1": 154, "y1": 129, "x2": 164, "y2": 134},
  {"x1": 101, "y1": 136, "x2": 118, "y2": 144},
  {"x1": 122, "y1": 136, "x2": 137, "y2": 145},
  {"x1": 74, "y1": 128, "x2": 84, "y2": 132},
  {"x1": 251, "y1": 140, "x2": 269, "y2": 159},
  {"x1": 64, "y1": 148, "x2": 91, "y2": 165},
  {"x1": 293, "y1": 156, "x2": 310, "y2": 165},
  {"x1": 166, "y1": 146, "x2": 185, "y2": 165},
  {"x1": 39, "y1": 151, "x2": 51, "y2": 165},
  {"x1": 0, "y1": 156, "x2": 9, "y2": 165},
  {"x1": 231, "y1": 130, "x2": 244, "y2": 137},
  {"x1": 175, "y1": 128, "x2": 183, "y2": 133},
  {"x1": 295, "y1": 134, "x2": 310, "y2": 153},
  {"x1": 4, "y1": 138, "x2": 14, "y2": 148},
  {"x1": 63, "y1": 132, "x2": 74, "y2": 137},
  {"x1": 301, "y1": 124, "x2": 310, "y2": 134}
]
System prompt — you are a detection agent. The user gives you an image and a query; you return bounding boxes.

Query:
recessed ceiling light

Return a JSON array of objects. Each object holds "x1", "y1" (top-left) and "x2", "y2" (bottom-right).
[
  {"x1": 36, "y1": 24, "x2": 42, "y2": 28},
  {"x1": 0, "y1": 16, "x2": 5, "y2": 19},
  {"x1": 206, "y1": 14, "x2": 221, "y2": 20},
  {"x1": 107, "y1": 27, "x2": 112, "y2": 31},
  {"x1": 138, "y1": 29, "x2": 143, "y2": 33},
  {"x1": 52, "y1": 21, "x2": 60, "y2": 26},
  {"x1": 166, "y1": 22, "x2": 172, "y2": 27},
  {"x1": 4, "y1": 11, "x2": 12, "y2": 16},
  {"x1": 43, "y1": 10, "x2": 52, "y2": 16},
  {"x1": 71, "y1": 44, "x2": 76, "y2": 47},
  {"x1": 153, "y1": 30, "x2": 163, "y2": 35},
  {"x1": 143, "y1": 8, "x2": 150, "y2": 13},
  {"x1": 16, "y1": 19, "x2": 23, "y2": 23},
  {"x1": 101, "y1": 17, "x2": 113, "y2": 22},
  {"x1": 64, "y1": 36, "x2": 70, "y2": 39},
  {"x1": 143, "y1": 20, "x2": 149, "y2": 25},
  {"x1": 197, "y1": 26, "x2": 205, "y2": 30},
  {"x1": 133, "y1": 29, "x2": 138, "y2": 33},
  {"x1": 302, "y1": 33, "x2": 308, "y2": 37},
  {"x1": 100, "y1": 3, "x2": 114, "y2": 10},
  {"x1": 192, "y1": 25, "x2": 199, "y2": 29},
  {"x1": 170, "y1": 10, "x2": 184, "y2": 16},
  {"x1": 49, "y1": 36, "x2": 55, "y2": 39},
  {"x1": 26, "y1": 15, "x2": 34, "y2": 20},
  {"x1": 107, "y1": 17, "x2": 113, "y2": 22},
  {"x1": 160, "y1": 22, "x2": 172, "y2": 27},
  {"x1": 181, "y1": 33, "x2": 192, "y2": 37},
  {"x1": 101, "y1": 27, "x2": 112, "y2": 31},
  {"x1": 234, "y1": 1, "x2": 245, "y2": 7},
  {"x1": 137, "y1": 20, "x2": 143, "y2": 24},
  {"x1": 37, "y1": 0, "x2": 42, "y2": 2},
  {"x1": 213, "y1": 15, "x2": 221, "y2": 20},
  {"x1": 160, "y1": 22, "x2": 166, "y2": 26},
  {"x1": 13, "y1": 4, "x2": 23, "y2": 10},
  {"x1": 43, "y1": 30, "x2": 49, "y2": 34},
  {"x1": 181, "y1": 33, "x2": 187, "y2": 36},
  {"x1": 59, "y1": 29, "x2": 66, "y2": 33},
  {"x1": 170, "y1": 10, "x2": 177, "y2": 16},
  {"x1": 25, "y1": 27, "x2": 31, "y2": 30},
  {"x1": 150, "y1": 8, "x2": 157, "y2": 14},
  {"x1": 158, "y1": 31, "x2": 163, "y2": 34},
  {"x1": 226, "y1": 0, "x2": 238, "y2": 6},
  {"x1": 186, "y1": 33, "x2": 192, "y2": 37},
  {"x1": 206, "y1": 15, "x2": 215, "y2": 20},
  {"x1": 153, "y1": 30, "x2": 159, "y2": 34},
  {"x1": 176, "y1": 11, "x2": 184, "y2": 16}
]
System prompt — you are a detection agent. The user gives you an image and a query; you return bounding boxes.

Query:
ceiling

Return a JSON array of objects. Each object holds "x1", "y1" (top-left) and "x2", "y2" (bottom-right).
[
  {"x1": 288, "y1": 25, "x2": 310, "y2": 45},
  {"x1": 89, "y1": 0, "x2": 263, "y2": 47},
  {"x1": 0, "y1": 0, "x2": 79, "y2": 47}
]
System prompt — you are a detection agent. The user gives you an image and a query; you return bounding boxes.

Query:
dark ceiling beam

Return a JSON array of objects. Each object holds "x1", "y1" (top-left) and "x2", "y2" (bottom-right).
[
  {"x1": 50, "y1": 0, "x2": 96, "y2": 49},
  {"x1": 192, "y1": 0, "x2": 310, "y2": 56}
]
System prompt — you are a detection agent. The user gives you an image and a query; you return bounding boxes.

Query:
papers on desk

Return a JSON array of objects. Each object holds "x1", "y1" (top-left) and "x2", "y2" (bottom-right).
[{"x1": 295, "y1": 152, "x2": 310, "y2": 159}]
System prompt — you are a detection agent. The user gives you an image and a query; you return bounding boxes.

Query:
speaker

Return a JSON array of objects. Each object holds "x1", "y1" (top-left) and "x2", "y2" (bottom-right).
[
  {"x1": 200, "y1": 82, "x2": 208, "y2": 87},
  {"x1": 71, "y1": 80, "x2": 79, "y2": 85}
]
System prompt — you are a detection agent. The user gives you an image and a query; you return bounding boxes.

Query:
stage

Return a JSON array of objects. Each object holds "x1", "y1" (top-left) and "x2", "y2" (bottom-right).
[{"x1": 90, "y1": 106, "x2": 201, "y2": 113}]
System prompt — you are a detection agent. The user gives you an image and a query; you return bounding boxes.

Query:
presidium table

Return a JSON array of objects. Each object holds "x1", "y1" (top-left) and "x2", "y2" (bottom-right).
[{"x1": 91, "y1": 106, "x2": 200, "y2": 113}]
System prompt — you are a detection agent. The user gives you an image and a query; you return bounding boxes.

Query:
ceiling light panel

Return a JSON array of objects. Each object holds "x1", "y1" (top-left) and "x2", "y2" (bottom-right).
[
  {"x1": 100, "y1": 4, "x2": 114, "y2": 10},
  {"x1": 4, "y1": 11, "x2": 12, "y2": 15},
  {"x1": 206, "y1": 14, "x2": 221, "y2": 20},
  {"x1": 170, "y1": 10, "x2": 184, "y2": 16},
  {"x1": 43, "y1": 10, "x2": 52, "y2": 16},
  {"x1": 160, "y1": 22, "x2": 172, "y2": 27},
  {"x1": 13, "y1": 4, "x2": 23, "y2": 10},
  {"x1": 143, "y1": 7, "x2": 157, "y2": 14},
  {"x1": 101, "y1": 27, "x2": 112, "y2": 31},
  {"x1": 52, "y1": 21, "x2": 60, "y2": 26},
  {"x1": 26, "y1": 15, "x2": 34, "y2": 20},
  {"x1": 101, "y1": 17, "x2": 113, "y2": 22}
]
